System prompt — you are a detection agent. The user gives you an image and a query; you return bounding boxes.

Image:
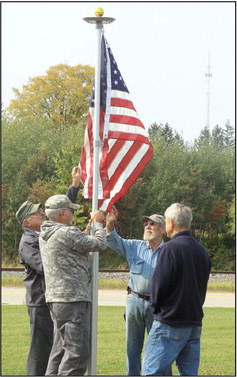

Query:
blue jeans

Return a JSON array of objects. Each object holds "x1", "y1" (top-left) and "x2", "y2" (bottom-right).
[
  {"x1": 142, "y1": 320, "x2": 202, "y2": 376},
  {"x1": 125, "y1": 293, "x2": 154, "y2": 375}
]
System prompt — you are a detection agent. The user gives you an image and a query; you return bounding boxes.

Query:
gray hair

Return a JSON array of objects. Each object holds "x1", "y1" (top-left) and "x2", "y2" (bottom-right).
[
  {"x1": 164, "y1": 203, "x2": 193, "y2": 229},
  {"x1": 45, "y1": 208, "x2": 62, "y2": 221}
]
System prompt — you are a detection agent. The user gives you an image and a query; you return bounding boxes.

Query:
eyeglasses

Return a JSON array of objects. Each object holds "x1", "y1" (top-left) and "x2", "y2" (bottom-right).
[
  {"x1": 143, "y1": 221, "x2": 157, "y2": 227},
  {"x1": 25, "y1": 210, "x2": 44, "y2": 220}
]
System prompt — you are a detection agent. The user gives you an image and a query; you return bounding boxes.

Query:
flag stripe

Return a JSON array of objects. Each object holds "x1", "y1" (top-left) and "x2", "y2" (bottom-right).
[
  {"x1": 110, "y1": 114, "x2": 144, "y2": 127},
  {"x1": 108, "y1": 130, "x2": 151, "y2": 143},
  {"x1": 111, "y1": 97, "x2": 136, "y2": 111},
  {"x1": 111, "y1": 89, "x2": 131, "y2": 101},
  {"x1": 110, "y1": 106, "x2": 140, "y2": 119}
]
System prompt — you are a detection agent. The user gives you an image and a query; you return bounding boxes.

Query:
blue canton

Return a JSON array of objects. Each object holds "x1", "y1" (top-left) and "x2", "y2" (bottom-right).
[{"x1": 89, "y1": 35, "x2": 129, "y2": 110}]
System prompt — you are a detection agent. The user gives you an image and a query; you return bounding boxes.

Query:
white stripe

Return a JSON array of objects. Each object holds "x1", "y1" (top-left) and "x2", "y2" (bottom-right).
[
  {"x1": 108, "y1": 123, "x2": 149, "y2": 138},
  {"x1": 107, "y1": 138, "x2": 117, "y2": 149},
  {"x1": 99, "y1": 199, "x2": 111, "y2": 212},
  {"x1": 111, "y1": 89, "x2": 132, "y2": 101},
  {"x1": 110, "y1": 106, "x2": 139, "y2": 118}
]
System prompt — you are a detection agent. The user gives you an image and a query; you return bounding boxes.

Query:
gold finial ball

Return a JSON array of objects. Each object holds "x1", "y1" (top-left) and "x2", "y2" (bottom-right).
[{"x1": 95, "y1": 7, "x2": 104, "y2": 17}]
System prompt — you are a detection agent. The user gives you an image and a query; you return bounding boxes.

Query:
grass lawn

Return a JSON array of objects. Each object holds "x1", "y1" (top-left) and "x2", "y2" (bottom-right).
[
  {"x1": 2, "y1": 276, "x2": 235, "y2": 292},
  {"x1": 1, "y1": 305, "x2": 235, "y2": 376}
]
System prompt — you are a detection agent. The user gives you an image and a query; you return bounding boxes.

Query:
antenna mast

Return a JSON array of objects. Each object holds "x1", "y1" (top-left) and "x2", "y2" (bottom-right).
[{"x1": 205, "y1": 51, "x2": 212, "y2": 128}]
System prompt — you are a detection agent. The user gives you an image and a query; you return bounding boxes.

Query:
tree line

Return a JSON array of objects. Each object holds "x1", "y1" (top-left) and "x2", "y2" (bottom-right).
[{"x1": 2, "y1": 64, "x2": 235, "y2": 270}]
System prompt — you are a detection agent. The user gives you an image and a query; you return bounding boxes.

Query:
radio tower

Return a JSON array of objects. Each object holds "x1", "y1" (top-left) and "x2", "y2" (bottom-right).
[{"x1": 205, "y1": 51, "x2": 212, "y2": 128}]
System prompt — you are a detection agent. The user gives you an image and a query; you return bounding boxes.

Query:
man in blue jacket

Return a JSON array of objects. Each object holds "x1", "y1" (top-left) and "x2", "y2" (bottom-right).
[
  {"x1": 15, "y1": 166, "x2": 81, "y2": 376},
  {"x1": 142, "y1": 203, "x2": 211, "y2": 376},
  {"x1": 106, "y1": 206, "x2": 166, "y2": 376}
]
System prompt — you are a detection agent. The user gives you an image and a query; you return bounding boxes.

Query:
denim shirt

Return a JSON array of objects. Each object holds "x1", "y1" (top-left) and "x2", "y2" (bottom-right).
[{"x1": 106, "y1": 229, "x2": 164, "y2": 295}]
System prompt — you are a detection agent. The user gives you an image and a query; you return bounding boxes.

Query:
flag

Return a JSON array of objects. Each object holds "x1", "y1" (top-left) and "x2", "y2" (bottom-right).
[{"x1": 79, "y1": 34, "x2": 153, "y2": 211}]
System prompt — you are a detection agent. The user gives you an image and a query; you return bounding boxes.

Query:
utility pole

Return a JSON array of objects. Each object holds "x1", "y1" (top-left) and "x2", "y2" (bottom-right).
[{"x1": 205, "y1": 51, "x2": 212, "y2": 129}]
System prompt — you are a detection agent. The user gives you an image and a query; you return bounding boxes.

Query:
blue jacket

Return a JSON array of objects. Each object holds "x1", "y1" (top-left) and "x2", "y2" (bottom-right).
[{"x1": 151, "y1": 231, "x2": 211, "y2": 327}]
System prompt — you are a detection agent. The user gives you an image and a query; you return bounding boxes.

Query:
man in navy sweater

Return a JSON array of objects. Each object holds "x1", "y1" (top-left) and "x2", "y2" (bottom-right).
[{"x1": 142, "y1": 203, "x2": 211, "y2": 376}]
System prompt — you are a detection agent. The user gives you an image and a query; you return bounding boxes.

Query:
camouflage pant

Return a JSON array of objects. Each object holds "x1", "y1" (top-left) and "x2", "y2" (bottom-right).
[{"x1": 46, "y1": 302, "x2": 91, "y2": 376}]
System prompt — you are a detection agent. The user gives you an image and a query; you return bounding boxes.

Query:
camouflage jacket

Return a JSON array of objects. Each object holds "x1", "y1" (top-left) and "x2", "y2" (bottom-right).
[
  {"x1": 18, "y1": 185, "x2": 79, "y2": 305},
  {"x1": 39, "y1": 221, "x2": 107, "y2": 303}
]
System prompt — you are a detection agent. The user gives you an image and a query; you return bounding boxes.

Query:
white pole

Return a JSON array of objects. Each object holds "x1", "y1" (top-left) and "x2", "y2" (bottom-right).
[
  {"x1": 83, "y1": 11, "x2": 115, "y2": 375},
  {"x1": 92, "y1": 22, "x2": 103, "y2": 213},
  {"x1": 88, "y1": 21, "x2": 102, "y2": 376}
]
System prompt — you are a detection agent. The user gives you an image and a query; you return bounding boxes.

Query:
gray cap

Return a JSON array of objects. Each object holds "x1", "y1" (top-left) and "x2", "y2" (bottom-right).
[
  {"x1": 141, "y1": 214, "x2": 165, "y2": 226},
  {"x1": 45, "y1": 195, "x2": 80, "y2": 210},
  {"x1": 16, "y1": 201, "x2": 42, "y2": 224}
]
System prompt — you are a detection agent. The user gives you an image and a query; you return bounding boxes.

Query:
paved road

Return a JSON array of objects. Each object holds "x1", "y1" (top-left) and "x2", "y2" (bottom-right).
[{"x1": 1, "y1": 287, "x2": 235, "y2": 307}]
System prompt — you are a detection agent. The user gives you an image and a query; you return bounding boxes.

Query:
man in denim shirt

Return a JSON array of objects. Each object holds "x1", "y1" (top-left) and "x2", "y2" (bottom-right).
[{"x1": 106, "y1": 206, "x2": 166, "y2": 376}]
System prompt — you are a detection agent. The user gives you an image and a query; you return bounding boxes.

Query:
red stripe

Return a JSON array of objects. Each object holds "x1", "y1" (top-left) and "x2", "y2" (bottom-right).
[
  {"x1": 108, "y1": 131, "x2": 151, "y2": 144},
  {"x1": 99, "y1": 138, "x2": 110, "y2": 199},
  {"x1": 110, "y1": 114, "x2": 144, "y2": 127},
  {"x1": 111, "y1": 97, "x2": 136, "y2": 111},
  {"x1": 79, "y1": 147, "x2": 86, "y2": 182},
  {"x1": 80, "y1": 110, "x2": 93, "y2": 183}
]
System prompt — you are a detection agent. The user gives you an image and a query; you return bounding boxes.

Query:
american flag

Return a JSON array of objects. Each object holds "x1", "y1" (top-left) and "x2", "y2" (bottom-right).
[{"x1": 79, "y1": 34, "x2": 153, "y2": 211}]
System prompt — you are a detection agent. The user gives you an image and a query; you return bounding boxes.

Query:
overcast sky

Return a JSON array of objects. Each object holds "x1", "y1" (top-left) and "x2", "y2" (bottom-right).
[{"x1": 2, "y1": 1, "x2": 235, "y2": 142}]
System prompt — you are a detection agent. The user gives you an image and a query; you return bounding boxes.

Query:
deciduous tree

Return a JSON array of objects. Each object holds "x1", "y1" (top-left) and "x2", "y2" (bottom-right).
[{"x1": 8, "y1": 64, "x2": 94, "y2": 130}]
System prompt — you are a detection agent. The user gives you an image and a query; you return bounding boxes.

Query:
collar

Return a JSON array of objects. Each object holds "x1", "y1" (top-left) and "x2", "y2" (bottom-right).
[
  {"x1": 22, "y1": 226, "x2": 40, "y2": 236},
  {"x1": 147, "y1": 240, "x2": 165, "y2": 252},
  {"x1": 171, "y1": 230, "x2": 192, "y2": 240}
]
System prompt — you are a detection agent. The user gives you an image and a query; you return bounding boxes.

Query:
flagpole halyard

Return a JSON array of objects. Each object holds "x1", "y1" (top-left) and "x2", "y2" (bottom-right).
[{"x1": 83, "y1": 10, "x2": 115, "y2": 375}]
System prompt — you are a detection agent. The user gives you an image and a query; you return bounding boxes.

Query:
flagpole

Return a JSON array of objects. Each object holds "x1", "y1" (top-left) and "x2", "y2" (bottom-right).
[{"x1": 83, "y1": 9, "x2": 115, "y2": 375}]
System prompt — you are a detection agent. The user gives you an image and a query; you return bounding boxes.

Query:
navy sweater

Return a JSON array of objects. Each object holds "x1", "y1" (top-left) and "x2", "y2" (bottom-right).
[{"x1": 150, "y1": 231, "x2": 211, "y2": 327}]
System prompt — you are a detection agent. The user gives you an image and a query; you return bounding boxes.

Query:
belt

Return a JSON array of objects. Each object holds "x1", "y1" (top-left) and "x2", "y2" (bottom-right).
[{"x1": 127, "y1": 287, "x2": 150, "y2": 301}]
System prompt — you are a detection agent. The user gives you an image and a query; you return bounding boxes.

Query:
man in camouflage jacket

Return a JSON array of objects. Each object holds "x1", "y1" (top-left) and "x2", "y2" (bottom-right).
[
  {"x1": 15, "y1": 167, "x2": 81, "y2": 376},
  {"x1": 39, "y1": 194, "x2": 107, "y2": 376}
]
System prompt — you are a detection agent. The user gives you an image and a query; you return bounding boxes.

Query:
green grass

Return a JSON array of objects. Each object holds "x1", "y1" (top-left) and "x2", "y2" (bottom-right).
[
  {"x1": 2, "y1": 275, "x2": 235, "y2": 292},
  {"x1": 99, "y1": 278, "x2": 127, "y2": 290},
  {"x1": 2, "y1": 275, "x2": 25, "y2": 287},
  {"x1": 1, "y1": 306, "x2": 235, "y2": 376},
  {"x1": 207, "y1": 281, "x2": 235, "y2": 292}
]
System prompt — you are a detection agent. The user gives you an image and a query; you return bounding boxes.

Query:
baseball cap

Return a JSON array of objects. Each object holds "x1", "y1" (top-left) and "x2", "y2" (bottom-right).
[
  {"x1": 45, "y1": 195, "x2": 80, "y2": 210},
  {"x1": 141, "y1": 214, "x2": 165, "y2": 226},
  {"x1": 16, "y1": 201, "x2": 42, "y2": 224}
]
